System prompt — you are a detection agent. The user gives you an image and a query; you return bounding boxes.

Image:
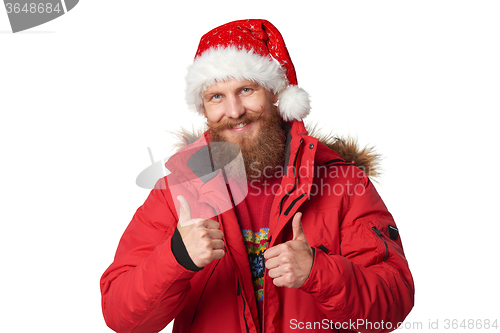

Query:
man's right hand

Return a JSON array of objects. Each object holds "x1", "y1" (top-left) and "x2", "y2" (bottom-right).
[{"x1": 176, "y1": 195, "x2": 225, "y2": 268}]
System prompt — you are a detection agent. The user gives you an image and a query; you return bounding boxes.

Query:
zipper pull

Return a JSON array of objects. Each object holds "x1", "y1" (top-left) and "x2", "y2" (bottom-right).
[
  {"x1": 372, "y1": 227, "x2": 382, "y2": 236},
  {"x1": 372, "y1": 227, "x2": 389, "y2": 262}
]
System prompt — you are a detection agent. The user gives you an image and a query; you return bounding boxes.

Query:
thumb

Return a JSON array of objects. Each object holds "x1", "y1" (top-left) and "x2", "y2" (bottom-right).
[
  {"x1": 177, "y1": 195, "x2": 192, "y2": 226},
  {"x1": 292, "y1": 212, "x2": 308, "y2": 243}
]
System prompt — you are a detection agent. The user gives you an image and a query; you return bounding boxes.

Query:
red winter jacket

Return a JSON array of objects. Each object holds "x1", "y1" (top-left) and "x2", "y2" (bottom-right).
[{"x1": 100, "y1": 120, "x2": 414, "y2": 333}]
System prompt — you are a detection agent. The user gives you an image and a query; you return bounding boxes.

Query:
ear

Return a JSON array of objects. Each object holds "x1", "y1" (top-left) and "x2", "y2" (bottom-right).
[
  {"x1": 267, "y1": 90, "x2": 279, "y2": 105},
  {"x1": 272, "y1": 93, "x2": 279, "y2": 104}
]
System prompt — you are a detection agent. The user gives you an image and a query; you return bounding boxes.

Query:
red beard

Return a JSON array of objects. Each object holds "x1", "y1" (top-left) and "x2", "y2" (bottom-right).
[{"x1": 208, "y1": 111, "x2": 285, "y2": 182}]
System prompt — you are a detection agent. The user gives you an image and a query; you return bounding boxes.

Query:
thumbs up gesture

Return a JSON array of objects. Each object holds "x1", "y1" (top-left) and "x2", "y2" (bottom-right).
[
  {"x1": 176, "y1": 195, "x2": 225, "y2": 268},
  {"x1": 264, "y1": 212, "x2": 314, "y2": 288}
]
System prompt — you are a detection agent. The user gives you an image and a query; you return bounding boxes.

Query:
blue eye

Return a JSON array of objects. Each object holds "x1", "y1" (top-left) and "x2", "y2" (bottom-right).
[
  {"x1": 212, "y1": 94, "x2": 222, "y2": 100},
  {"x1": 242, "y1": 88, "x2": 251, "y2": 93}
]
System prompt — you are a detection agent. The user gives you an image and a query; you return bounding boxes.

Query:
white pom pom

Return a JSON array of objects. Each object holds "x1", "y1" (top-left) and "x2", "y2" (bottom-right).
[{"x1": 277, "y1": 86, "x2": 311, "y2": 121}]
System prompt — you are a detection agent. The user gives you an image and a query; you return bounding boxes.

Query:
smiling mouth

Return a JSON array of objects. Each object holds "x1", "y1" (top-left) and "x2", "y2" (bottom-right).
[{"x1": 231, "y1": 122, "x2": 249, "y2": 129}]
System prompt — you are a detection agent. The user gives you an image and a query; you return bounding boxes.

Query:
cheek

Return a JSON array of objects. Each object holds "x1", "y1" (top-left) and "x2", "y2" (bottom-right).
[
  {"x1": 204, "y1": 105, "x2": 225, "y2": 124},
  {"x1": 245, "y1": 97, "x2": 274, "y2": 118},
  {"x1": 250, "y1": 92, "x2": 275, "y2": 113},
  {"x1": 240, "y1": 101, "x2": 264, "y2": 117}
]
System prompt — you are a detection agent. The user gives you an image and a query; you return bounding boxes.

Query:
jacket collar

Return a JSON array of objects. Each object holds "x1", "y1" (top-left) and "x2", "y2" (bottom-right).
[
  {"x1": 166, "y1": 120, "x2": 309, "y2": 188},
  {"x1": 163, "y1": 119, "x2": 314, "y2": 221}
]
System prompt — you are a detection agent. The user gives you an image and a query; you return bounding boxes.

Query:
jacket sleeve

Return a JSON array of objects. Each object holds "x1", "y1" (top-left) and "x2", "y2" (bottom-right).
[
  {"x1": 300, "y1": 173, "x2": 415, "y2": 333},
  {"x1": 100, "y1": 179, "x2": 197, "y2": 333}
]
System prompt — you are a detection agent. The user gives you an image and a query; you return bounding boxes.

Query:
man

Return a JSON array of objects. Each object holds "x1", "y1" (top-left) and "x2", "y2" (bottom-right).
[{"x1": 100, "y1": 19, "x2": 414, "y2": 333}]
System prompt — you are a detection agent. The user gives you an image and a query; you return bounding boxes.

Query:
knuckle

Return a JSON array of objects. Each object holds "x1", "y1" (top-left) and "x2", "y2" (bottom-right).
[
  {"x1": 194, "y1": 219, "x2": 206, "y2": 227},
  {"x1": 276, "y1": 244, "x2": 290, "y2": 255},
  {"x1": 280, "y1": 255, "x2": 291, "y2": 264},
  {"x1": 198, "y1": 229, "x2": 209, "y2": 238}
]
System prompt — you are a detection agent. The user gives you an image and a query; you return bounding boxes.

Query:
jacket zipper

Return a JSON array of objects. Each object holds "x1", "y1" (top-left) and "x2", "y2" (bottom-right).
[
  {"x1": 372, "y1": 227, "x2": 389, "y2": 262},
  {"x1": 279, "y1": 138, "x2": 303, "y2": 217},
  {"x1": 237, "y1": 280, "x2": 250, "y2": 333},
  {"x1": 211, "y1": 199, "x2": 248, "y2": 333}
]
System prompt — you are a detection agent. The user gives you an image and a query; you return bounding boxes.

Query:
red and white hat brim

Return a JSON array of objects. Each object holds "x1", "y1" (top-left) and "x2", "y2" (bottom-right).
[{"x1": 185, "y1": 46, "x2": 310, "y2": 121}]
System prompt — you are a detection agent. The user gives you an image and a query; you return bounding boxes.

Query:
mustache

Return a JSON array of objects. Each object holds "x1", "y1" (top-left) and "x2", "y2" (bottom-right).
[{"x1": 207, "y1": 111, "x2": 264, "y2": 131}]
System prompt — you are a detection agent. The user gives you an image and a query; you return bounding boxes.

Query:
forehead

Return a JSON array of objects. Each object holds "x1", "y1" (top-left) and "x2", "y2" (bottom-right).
[{"x1": 204, "y1": 79, "x2": 260, "y2": 94}]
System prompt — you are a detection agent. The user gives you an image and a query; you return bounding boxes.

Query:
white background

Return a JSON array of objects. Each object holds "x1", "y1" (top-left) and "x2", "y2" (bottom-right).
[{"x1": 1, "y1": 1, "x2": 499, "y2": 332}]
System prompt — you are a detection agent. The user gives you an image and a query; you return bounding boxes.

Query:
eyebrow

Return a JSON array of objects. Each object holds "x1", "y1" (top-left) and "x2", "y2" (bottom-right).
[
  {"x1": 240, "y1": 81, "x2": 260, "y2": 90},
  {"x1": 203, "y1": 90, "x2": 218, "y2": 100},
  {"x1": 204, "y1": 81, "x2": 260, "y2": 97}
]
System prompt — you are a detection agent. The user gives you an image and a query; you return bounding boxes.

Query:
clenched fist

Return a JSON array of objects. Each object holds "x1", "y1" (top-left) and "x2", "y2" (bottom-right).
[
  {"x1": 264, "y1": 212, "x2": 313, "y2": 288},
  {"x1": 176, "y1": 195, "x2": 225, "y2": 268}
]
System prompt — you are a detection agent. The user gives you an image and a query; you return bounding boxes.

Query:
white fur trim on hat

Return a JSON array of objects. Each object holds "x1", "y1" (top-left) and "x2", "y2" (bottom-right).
[
  {"x1": 185, "y1": 46, "x2": 311, "y2": 121},
  {"x1": 185, "y1": 47, "x2": 287, "y2": 113}
]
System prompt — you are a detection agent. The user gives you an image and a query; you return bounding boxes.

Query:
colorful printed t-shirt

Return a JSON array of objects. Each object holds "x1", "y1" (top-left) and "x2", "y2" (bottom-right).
[{"x1": 233, "y1": 176, "x2": 281, "y2": 325}]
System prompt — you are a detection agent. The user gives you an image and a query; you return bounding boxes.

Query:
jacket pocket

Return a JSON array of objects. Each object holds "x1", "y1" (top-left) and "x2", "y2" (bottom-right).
[
  {"x1": 354, "y1": 216, "x2": 392, "y2": 265},
  {"x1": 372, "y1": 227, "x2": 389, "y2": 262},
  {"x1": 311, "y1": 237, "x2": 333, "y2": 255}
]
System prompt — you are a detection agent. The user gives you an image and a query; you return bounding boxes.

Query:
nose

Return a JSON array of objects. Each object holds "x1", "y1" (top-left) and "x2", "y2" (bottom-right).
[{"x1": 225, "y1": 95, "x2": 245, "y2": 119}]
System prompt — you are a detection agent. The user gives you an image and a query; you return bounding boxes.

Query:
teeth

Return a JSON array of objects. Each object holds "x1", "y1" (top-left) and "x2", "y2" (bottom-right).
[{"x1": 233, "y1": 123, "x2": 247, "y2": 129}]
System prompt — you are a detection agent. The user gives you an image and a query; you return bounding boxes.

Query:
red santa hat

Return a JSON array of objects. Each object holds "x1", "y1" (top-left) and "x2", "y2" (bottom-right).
[{"x1": 185, "y1": 19, "x2": 311, "y2": 122}]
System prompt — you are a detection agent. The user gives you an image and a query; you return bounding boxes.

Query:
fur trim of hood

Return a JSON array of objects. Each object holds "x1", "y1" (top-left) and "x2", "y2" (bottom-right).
[
  {"x1": 172, "y1": 123, "x2": 381, "y2": 180},
  {"x1": 306, "y1": 124, "x2": 381, "y2": 180}
]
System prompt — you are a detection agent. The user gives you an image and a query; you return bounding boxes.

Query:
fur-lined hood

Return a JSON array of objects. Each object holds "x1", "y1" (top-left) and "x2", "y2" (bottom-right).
[{"x1": 173, "y1": 123, "x2": 381, "y2": 180}]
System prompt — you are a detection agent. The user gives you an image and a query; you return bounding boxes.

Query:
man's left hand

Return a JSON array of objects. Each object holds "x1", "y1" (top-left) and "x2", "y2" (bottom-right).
[{"x1": 264, "y1": 212, "x2": 313, "y2": 288}]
